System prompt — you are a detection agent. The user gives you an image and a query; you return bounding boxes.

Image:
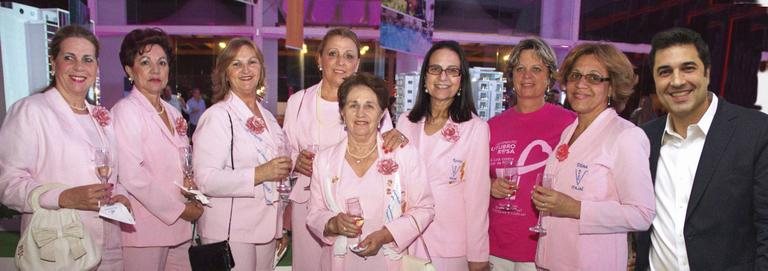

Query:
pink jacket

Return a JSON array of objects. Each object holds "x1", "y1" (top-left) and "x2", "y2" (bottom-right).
[
  {"x1": 112, "y1": 88, "x2": 191, "y2": 247},
  {"x1": 306, "y1": 137, "x2": 435, "y2": 271},
  {"x1": 396, "y1": 113, "x2": 491, "y2": 262},
  {"x1": 192, "y1": 94, "x2": 284, "y2": 244},
  {"x1": 283, "y1": 82, "x2": 394, "y2": 204},
  {"x1": 536, "y1": 109, "x2": 655, "y2": 271},
  {"x1": 0, "y1": 89, "x2": 123, "y2": 263}
]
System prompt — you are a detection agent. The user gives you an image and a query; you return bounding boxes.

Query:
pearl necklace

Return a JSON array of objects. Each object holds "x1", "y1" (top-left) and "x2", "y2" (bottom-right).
[
  {"x1": 68, "y1": 103, "x2": 87, "y2": 111},
  {"x1": 346, "y1": 144, "x2": 377, "y2": 164}
]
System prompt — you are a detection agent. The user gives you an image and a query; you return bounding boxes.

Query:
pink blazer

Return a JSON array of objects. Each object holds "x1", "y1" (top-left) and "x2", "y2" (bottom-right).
[
  {"x1": 0, "y1": 89, "x2": 123, "y2": 260},
  {"x1": 192, "y1": 94, "x2": 284, "y2": 244},
  {"x1": 283, "y1": 82, "x2": 394, "y2": 204},
  {"x1": 306, "y1": 137, "x2": 435, "y2": 270},
  {"x1": 112, "y1": 88, "x2": 191, "y2": 247},
  {"x1": 396, "y1": 113, "x2": 491, "y2": 262},
  {"x1": 536, "y1": 109, "x2": 655, "y2": 271}
]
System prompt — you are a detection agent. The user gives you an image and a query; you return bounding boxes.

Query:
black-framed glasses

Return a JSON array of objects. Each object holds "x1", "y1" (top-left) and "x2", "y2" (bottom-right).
[
  {"x1": 427, "y1": 65, "x2": 461, "y2": 77},
  {"x1": 567, "y1": 72, "x2": 610, "y2": 85}
]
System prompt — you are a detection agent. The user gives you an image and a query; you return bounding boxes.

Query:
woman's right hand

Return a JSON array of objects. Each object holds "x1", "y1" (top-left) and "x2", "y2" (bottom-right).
[
  {"x1": 254, "y1": 157, "x2": 292, "y2": 185},
  {"x1": 293, "y1": 150, "x2": 316, "y2": 177},
  {"x1": 490, "y1": 177, "x2": 517, "y2": 199},
  {"x1": 324, "y1": 213, "x2": 363, "y2": 238},
  {"x1": 58, "y1": 183, "x2": 113, "y2": 211},
  {"x1": 180, "y1": 201, "x2": 204, "y2": 222}
]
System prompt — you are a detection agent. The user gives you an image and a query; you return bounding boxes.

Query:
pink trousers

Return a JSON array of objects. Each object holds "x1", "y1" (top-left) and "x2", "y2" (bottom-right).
[
  {"x1": 291, "y1": 200, "x2": 326, "y2": 271},
  {"x1": 203, "y1": 238, "x2": 276, "y2": 271},
  {"x1": 123, "y1": 241, "x2": 192, "y2": 271}
]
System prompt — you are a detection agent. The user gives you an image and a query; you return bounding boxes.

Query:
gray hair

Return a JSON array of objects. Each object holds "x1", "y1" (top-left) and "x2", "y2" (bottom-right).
[{"x1": 507, "y1": 37, "x2": 558, "y2": 88}]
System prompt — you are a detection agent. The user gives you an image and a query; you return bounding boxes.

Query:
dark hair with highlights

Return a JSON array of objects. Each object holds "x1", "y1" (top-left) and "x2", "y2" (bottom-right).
[
  {"x1": 45, "y1": 24, "x2": 100, "y2": 91},
  {"x1": 407, "y1": 40, "x2": 476, "y2": 124}
]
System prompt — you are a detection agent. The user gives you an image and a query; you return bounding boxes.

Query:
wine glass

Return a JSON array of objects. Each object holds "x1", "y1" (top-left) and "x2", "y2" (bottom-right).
[
  {"x1": 303, "y1": 144, "x2": 320, "y2": 190},
  {"x1": 94, "y1": 147, "x2": 112, "y2": 207},
  {"x1": 179, "y1": 146, "x2": 193, "y2": 179},
  {"x1": 276, "y1": 142, "x2": 293, "y2": 201},
  {"x1": 495, "y1": 167, "x2": 520, "y2": 211},
  {"x1": 530, "y1": 173, "x2": 554, "y2": 233},
  {"x1": 345, "y1": 197, "x2": 364, "y2": 246}
]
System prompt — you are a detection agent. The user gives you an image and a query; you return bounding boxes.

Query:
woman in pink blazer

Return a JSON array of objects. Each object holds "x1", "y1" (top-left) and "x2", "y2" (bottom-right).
[
  {"x1": 112, "y1": 28, "x2": 203, "y2": 270},
  {"x1": 283, "y1": 27, "x2": 405, "y2": 270},
  {"x1": 396, "y1": 41, "x2": 490, "y2": 271},
  {"x1": 0, "y1": 25, "x2": 130, "y2": 270},
  {"x1": 193, "y1": 38, "x2": 290, "y2": 271},
  {"x1": 306, "y1": 72, "x2": 434, "y2": 271},
  {"x1": 531, "y1": 43, "x2": 655, "y2": 271}
]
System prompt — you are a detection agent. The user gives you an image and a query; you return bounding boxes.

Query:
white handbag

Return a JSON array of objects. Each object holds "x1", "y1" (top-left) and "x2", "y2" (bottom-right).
[
  {"x1": 402, "y1": 215, "x2": 436, "y2": 271},
  {"x1": 15, "y1": 183, "x2": 101, "y2": 271}
]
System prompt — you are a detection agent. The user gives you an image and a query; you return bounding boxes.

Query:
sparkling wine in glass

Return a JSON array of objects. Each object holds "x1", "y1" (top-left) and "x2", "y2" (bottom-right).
[
  {"x1": 345, "y1": 197, "x2": 364, "y2": 246},
  {"x1": 304, "y1": 144, "x2": 320, "y2": 190},
  {"x1": 495, "y1": 167, "x2": 520, "y2": 211},
  {"x1": 94, "y1": 147, "x2": 112, "y2": 207},
  {"x1": 276, "y1": 142, "x2": 292, "y2": 200},
  {"x1": 530, "y1": 173, "x2": 554, "y2": 234},
  {"x1": 179, "y1": 146, "x2": 193, "y2": 179}
]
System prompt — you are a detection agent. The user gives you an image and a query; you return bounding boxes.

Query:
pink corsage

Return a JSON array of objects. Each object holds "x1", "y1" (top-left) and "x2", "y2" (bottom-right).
[
  {"x1": 175, "y1": 117, "x2": 187, "y2": 136},
  {"x1": 245, "y1": 116, "x2": 266, "y2": 135},
  {"x1": 377, "y1": 158, "x2": 399, "y2": 175},
  {"x1": 91, "y1": 106, "x2": 110, "y2": 127},
  {"x1": 441, "y1": 122, "x2": 460, "y2": 143},
  {"x1": 555, "y1": 143, "x2": 569, "y2": 161}
]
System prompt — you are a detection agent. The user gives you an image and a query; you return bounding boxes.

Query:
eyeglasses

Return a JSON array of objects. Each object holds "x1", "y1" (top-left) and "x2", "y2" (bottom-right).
[
  {"x1": 567, "y1": 72, "x2": 610, "y2": 85},
  {"x1": 427, "y1": 65, "x2": 461, "y2": 77}
]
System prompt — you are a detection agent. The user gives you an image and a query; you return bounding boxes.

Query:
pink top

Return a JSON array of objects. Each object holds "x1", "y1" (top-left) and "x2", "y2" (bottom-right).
[
  {"x1": 192, "y1": 94, "x2": 284, "y2": 243},
  {"x1": 487, "y1": 104, "x2": 575, "y2": 261},
  {"x1": 283, "y1": 82, "x2": 394, "y2": 204},
  {"x1": 0, "y1": 89, "x2": 123, "y2": 260},
  {"x1": 536, "y1": 109, "x2": 656, "y2": 271},
  {"x1": 396, "y1": 113, "x2": 491, "y2": 262},
  {"x1": 112, "y1": 88, "x2": 191, "y2": 247},
  {"x1": 306, "y1": 137, "x2": 435, "y2": 271}
]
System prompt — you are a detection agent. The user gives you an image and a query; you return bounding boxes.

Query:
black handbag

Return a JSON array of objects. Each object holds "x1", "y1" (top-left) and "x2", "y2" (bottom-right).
[{"x1": 188, "y1": 112, "x2": 237, "y2": 271}]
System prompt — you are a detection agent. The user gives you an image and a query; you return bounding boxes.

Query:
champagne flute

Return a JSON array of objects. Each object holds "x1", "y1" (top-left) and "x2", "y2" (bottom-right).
[
  {"x1": 179, "y1": 146, "x2": 193, "y2": 179},
  {"x1": 345, "y1": 197, "x2": 364, "y2": 247},
  {"x1": 495, "y1": 167, "x2": 519, "y2": 211},
  {"x1": 276, "y1": 142, "x2": 292, "y2": 201},
  {"x1": 94, "y1": 147, "x2": 112, "y2": 207},
  {"x1": 304, "y1": 144, "x2": 320, "y2": 190},
  {"x1": 530, "y1": 173, "x2": 554, "y2": 233}
]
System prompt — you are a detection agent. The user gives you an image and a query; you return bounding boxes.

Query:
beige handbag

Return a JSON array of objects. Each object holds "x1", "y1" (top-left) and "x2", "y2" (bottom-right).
[
  {"x1": 402, "y1": 215, "x2": 436, "y2": 271},
  {"x1": 15, "y1": 183, "x2": 100, "y2": 271}
]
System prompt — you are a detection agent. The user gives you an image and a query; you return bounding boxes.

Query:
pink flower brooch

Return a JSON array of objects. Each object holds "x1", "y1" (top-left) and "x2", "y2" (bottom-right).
[
  {"x1": 441, "y1": 122, "x2": 460, "y2": 143},
  {"x1": 555, "y1": 143, "x2": 569, "y2": 162},
  {"x1": 91, "y1": 106, "x2": 110, "y2": 127},
  {"x1": 175, "y1": 117, "x2": 188, "y2": 136},
  {"x1": 377, "y1": 158, "x2": 399, "y2": 176},
  {"x1": 246, "y1": 116, "x2": 266, "y2": 135}
]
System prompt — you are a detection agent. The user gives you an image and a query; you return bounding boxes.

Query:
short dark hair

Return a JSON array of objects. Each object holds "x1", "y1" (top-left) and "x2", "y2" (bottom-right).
[
  {"x1": 119, "y1": 28, "x2": 173, "y2": 76},
  {"x1": 650, "y1": 27, "x2": 711, "y2": 71},
  {"x1": 337, "y1": 72, "x2": 390, "y2": 115},
  {"x1": 45, "y1": 24, "x2": 99, "y2": 92},
  {"x1": 407, "y1": 40, "x2": 476, "y2": 124}
]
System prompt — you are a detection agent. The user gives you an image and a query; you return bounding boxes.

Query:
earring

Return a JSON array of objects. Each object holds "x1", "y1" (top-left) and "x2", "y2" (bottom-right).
[
  {"x1": 50, "y1": 70, "x2": 55, "y2": 76},
  {"x1": 318, "y1": 66, "x2": 323, "y2": 71},
  {"x1": 128, "y1": 77, "x2": 134, "y2": 84},
  {"x1": 608, "y1": 95, "x2": 612, "y2": 107},
  {"x1": 457, "y1": 88, "x2": 461, "y2": 96}
]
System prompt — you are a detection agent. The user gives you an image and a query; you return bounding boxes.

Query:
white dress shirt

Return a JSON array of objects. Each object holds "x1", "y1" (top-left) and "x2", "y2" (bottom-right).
[{"x1": 649, "y1": 95, "x2": 718, "y2": 271}]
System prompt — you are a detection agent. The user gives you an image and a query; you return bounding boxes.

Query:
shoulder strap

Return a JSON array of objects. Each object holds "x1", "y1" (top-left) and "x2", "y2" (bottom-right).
[
  {"x1": 407, "y1": 214, "x2": 432, "y2": 263},
  {"x1": 226, "y1": 111, "x2": 235, "y2": 241}
]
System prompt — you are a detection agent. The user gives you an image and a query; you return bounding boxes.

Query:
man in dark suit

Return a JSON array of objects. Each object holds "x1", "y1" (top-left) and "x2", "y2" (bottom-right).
[{"x1": 634, "y1": 27, "x2": 768, "y2": 270}]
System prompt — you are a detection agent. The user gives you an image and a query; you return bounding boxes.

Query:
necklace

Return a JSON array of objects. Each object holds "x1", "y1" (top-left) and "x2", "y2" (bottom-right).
[
  {"x1": 69, "y1": 103, "x2": 87, "y2": 111},
  {"x1": 346, "y1": 143, "x2": 377, "y2": 164},
  {"x1": 156, "y1": 105, "x2": 165, "y2": 115}
]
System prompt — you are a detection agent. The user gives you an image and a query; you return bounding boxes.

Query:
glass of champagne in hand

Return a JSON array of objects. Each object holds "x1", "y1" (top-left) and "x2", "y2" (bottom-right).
[
  {"x1": 179, "y1": 146, "x2": 194, "y2": 183},
  {"x1": 345, "y1": 197, "x2": 364, "y2": 247},
  {"x1": 276, "y1": 142, "x2": 292, "y2": 201},
  {"x1": 495, "y1": 167, "x2": 520, "y2": 211},
  {"x1": 530, "y1": 173, "x2": 554, "y2": 234},
  {"x1": 94, "y1": 147, "x2": 112, "y2": 207}
]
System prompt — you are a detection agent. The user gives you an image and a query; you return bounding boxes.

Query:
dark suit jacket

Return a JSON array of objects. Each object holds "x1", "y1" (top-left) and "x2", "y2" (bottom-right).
[{"x1": 635, "y1": 98, "x2": 768, "y2": 271}]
